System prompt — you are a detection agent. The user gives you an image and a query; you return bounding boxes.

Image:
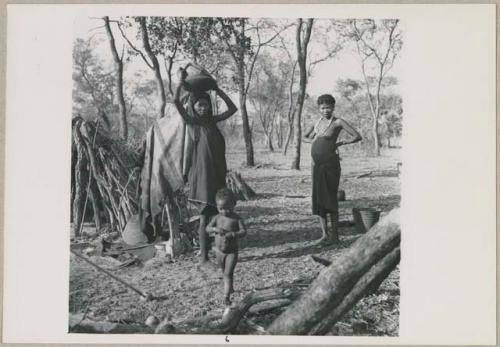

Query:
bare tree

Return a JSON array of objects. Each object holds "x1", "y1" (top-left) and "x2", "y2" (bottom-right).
[
  {"x1": 103, "y1": 16, "x2": 128, "y2": 139},
  {"x1": 291, "y1": 18, "x2": 313, "y2": 170},
  {"x1": 273, "y1": 20, "x2": 342, "y2": 157},
  {"x1": 249, "y1": 53, "x2": 288, "y2": 152},
  {"x1": 336, "y1": 19, "x2": 402, "y2": 156},
  {"x1": 117, "y1": 18, "x2": 168, "y2": 118},
  {"x1": 72, "y1": 38, "x2": 114, "y2": 127},
  {"x1": 215, "y1": 18, "x2": 289, "y2": 166}
]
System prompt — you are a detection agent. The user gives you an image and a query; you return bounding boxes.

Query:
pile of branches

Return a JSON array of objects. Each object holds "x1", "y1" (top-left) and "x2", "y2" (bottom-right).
[{"x1": 71, "y1": 117, "x2": 142, "y2": 237}]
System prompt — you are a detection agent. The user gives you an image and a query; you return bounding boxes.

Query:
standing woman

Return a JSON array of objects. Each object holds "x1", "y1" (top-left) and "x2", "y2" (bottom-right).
[
  {"x1": 174, "y1": 68, "x2": 237, "y2": 265},
  {"x1": 304, "y1": 94, "x2": 362, "y2": 244}
]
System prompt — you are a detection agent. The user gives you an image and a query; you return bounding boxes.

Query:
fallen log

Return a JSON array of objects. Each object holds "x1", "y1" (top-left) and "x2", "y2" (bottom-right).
[
  {"x1": 69, "y1": 314, "x2": 154, "y2": 334},
  {"x1": 155, "y1": 287, "x2": 295, "y2": 334},
  {"x1": 309, "y1": 245, "x2": 400, "y2": 335},
  {"x1": 248, "y1": 299, "x2": 292, "y2": 316},
  {"x1": 267, "y1": 208, "x2": 400, "y2": 335},
  {"x1": 226, "y1": 171, "x2": 257, "y2": 201},
  {"x1": 310, "y1": 255, "x2": 332, "y2": 267},
  {"x1": 70, "y1": 288, "x2": 294, "y2": 335}
]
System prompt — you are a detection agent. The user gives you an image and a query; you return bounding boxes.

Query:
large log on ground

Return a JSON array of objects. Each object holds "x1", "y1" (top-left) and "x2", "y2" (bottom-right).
[
  {"x1": 267, "y1": 208, "x2": 400, "y2": 335},
  {"x1": 309, "y1": 245, "x2": 400, "y2": 335}
]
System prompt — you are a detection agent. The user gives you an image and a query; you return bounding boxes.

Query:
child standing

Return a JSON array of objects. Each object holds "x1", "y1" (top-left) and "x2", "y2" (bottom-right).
[
  {"x1": 303, "y1": 94, "x2": 362, "y2": 244},
  {"x1": 206, "y1": 188, "x2": 247, "y2": 307}
]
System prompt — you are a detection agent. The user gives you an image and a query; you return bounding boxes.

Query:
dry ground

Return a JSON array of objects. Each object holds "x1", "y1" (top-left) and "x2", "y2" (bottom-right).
[{"x1": 70, "y1": 144, "x2": 401, "y2": 336}]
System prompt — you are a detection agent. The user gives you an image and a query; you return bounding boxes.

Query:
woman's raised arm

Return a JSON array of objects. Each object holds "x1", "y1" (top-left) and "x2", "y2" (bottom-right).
[{"x1": 212, "y1": 86, "x2": 238, "y2": 123}]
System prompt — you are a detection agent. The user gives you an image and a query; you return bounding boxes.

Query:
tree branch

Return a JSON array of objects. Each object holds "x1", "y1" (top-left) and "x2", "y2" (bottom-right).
[
  {"x1": 253, "y1": 23, "x2": 294, "y2": 48},
  {"x1": 353, "y1": 19, "x2": 382, "y2": 65},
  {"x1": 244, "y1": 25, "x2": 262, "y2": 96},
  {"x1": 117, "y1": 21, "x2": 154, "y2": 70},
  {"x1": 307, "y1": 42, "x2": 342, "y2": 76}
]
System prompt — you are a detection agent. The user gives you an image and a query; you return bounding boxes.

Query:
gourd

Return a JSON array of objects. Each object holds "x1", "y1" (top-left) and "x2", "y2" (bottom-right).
[{"x1": 178, "y1": 63, "x2": 217, "y2": 92}]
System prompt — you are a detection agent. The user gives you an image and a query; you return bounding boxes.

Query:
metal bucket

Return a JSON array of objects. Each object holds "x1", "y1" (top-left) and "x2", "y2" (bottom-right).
[
  {"x1": 337, "y1": 190, "x2": 346, "y2": 201},
  {"x1": 352, "y1": 208, "x2": 380, "y2": 233}
]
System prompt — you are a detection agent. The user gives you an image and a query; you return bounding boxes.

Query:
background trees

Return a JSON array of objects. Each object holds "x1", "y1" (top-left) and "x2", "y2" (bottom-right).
[
  {"x1": 73, "y1": 17, "x2": 403, "y2": 163},
  {"x1": 332, "y1": 19, "x2": 402, "y2": 156}
]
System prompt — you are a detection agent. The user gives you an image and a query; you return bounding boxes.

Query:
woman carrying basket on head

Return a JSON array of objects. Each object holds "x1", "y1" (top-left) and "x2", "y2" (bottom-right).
[{"x1": 174, "y1": 65, "x2": 237, "y2": 267}]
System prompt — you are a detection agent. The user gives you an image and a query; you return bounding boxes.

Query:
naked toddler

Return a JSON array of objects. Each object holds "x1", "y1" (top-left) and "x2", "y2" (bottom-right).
[{"x1": 206, "y1": 188, "x2": 247, "y2": 306}]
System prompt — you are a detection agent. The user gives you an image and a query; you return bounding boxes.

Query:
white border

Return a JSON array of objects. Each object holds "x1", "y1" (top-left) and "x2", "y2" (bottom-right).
[{"x1": 4, "y1": 3, "x2": 497, "y2": 345}]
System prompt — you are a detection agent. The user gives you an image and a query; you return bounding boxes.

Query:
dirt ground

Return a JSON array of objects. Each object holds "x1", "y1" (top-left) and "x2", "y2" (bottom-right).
[{"x1": 69, "y1": 144, "x2": 401, "y2": 336}]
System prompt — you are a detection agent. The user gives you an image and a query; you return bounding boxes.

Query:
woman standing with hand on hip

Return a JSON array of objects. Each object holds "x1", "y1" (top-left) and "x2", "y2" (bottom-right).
[
  {"x1": 304, "y1": 94, "x2": 362, "y2": 245},
  {"x1": 174, "y1": 67, "x2": 237, "y2": 267}
]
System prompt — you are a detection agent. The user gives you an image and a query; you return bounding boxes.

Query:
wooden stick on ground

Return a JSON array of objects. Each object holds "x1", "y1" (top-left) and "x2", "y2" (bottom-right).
[
  {"x1": 310, "y1": 255, "x2": 332, "y2": 267},
  {"x1": 71, "y1": 249, "x2": 151, "y2": 300}
]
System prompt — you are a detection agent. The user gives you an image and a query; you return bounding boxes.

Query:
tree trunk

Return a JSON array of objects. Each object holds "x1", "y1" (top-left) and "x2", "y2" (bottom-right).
[
  {"x1": 291, "y1": 91, "x2": 304, "y2": 169},
  {"x1": 283, "y1": 108, "x2": 295, "y2": 155},
  {"x1": 267, "y1": 122, "x2": 274, "y2": 152},
  {"x1": 237, "y1": 59, "x2": 255, "y2": 166},
  {"x1": 139, "y1": 17, "x2": 167, "y2": 119},
  {"x1": 283, "y1": 60, "x2": 297, "y2": 155},
  {"x1": 275, "y1": 114, "x2": 283, "y2": 148},
  {"x1": 268, "y1": 208, "x2": 400, "y2": 335},
  {"x1": 372, "y1": 110, "x2": 380, "y2": 156},
  {"x1": 163, "y1": 46, "x2": 177, "y2": 97},
  {"x1": 103, "y1": 16, "x2": 127, "y2": 140},
  {"x1": 373, "y1": 72, "x2": 384, "y2": 156},
  {"x1": 291, "y1": 19, "x2": 313, "y2": 170}
]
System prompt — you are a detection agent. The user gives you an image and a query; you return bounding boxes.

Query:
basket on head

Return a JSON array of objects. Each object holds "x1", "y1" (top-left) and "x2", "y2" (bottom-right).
[{"x1": 352, "y1": 207, "x2": 380, "y2": 233}]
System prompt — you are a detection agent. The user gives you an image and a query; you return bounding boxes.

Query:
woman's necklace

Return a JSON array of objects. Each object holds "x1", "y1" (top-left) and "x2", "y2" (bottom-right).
[{"x1": 314, "y1": 116, "x2": 335, "y2": 137}]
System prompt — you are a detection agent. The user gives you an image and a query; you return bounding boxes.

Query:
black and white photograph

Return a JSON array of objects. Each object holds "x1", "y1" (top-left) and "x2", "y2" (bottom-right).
[
  {"x1": 3, "y1": 3, "x2": 496, "y2": 345},
  {"x1": 69, "y1": 15, "x2": 402, "y2": 336}
]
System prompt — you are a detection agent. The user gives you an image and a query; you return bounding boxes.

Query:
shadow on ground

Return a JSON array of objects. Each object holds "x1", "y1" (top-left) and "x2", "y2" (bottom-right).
[
  {"x1": 239, "y1": 235, "x2": 360, "y2": 263},
  {"x1": 239, "y1": 194, "x2": 400, "y2": 259}
]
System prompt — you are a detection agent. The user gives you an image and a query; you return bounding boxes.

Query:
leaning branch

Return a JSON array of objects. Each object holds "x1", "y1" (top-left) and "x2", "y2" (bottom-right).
[{"x1": 117, "y1": 21, "x2": 154, "y2": 70}]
